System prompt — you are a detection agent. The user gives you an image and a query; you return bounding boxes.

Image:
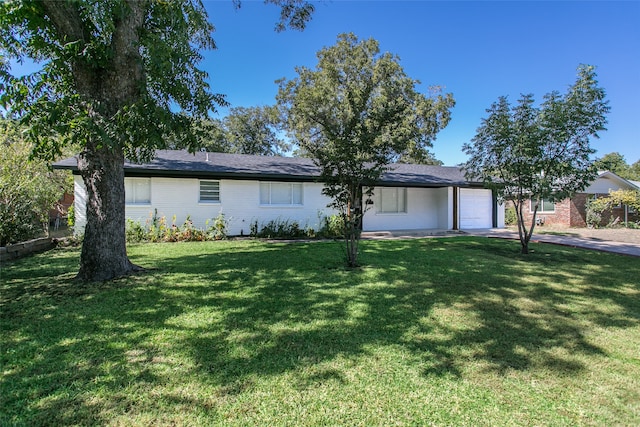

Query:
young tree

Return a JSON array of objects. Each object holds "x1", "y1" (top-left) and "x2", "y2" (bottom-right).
[
  {"x1": 0, "y1": 0, "x2": 313, "y2": 281},
  {"x1": 277, "y1": 33, "x2": 455, "y2": 267},
  {"x1": 463, "y1": 65, "x2": 610, "y2": 254}
]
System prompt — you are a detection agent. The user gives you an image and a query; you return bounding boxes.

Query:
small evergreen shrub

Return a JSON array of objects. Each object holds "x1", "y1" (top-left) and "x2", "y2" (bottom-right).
[{"x1": 504, "y1": 206, "x2": 517, "y2": 226}]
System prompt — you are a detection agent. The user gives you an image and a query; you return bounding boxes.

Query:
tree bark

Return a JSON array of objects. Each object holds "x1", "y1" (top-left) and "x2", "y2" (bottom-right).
[
  {"x1": 40, "y1": 0, "x2": 147, "y2": 281},
  {"x1": 76, "y1": 141, "x2": 143, "y2": 282},
  {"x1": 514, "y1": 198, "x2": 534, "y2": 255}
]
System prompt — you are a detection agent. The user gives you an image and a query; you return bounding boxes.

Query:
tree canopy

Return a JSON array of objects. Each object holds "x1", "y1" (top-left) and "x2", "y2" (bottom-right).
[
  {"x1": 199, "y1": 106, "x2": 289, "y2": 156},
  {"x1": 593, "y1": 152, "x2": 640, "y2": 181},
  {"x1": 463, "y1": 65, "x2": 610, "y2": 254},
  {"x1": 277, "y1": 33, "x2": 455, "y2": 266},
  {"x1": 0, "y1": 0, "x2": 314, "y2": 281}
]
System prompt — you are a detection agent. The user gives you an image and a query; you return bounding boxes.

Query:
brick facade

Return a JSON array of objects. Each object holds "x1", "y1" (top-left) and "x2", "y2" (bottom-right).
[
  {"x1": 514, "y1": 198, "x2": 572, "y2": 227},
  {"x1": 569, "y1": 193, "x2": 589, "y2": 227},
  {"x1": 509, "y1": 192, "x2": 638, "y2": 228}
]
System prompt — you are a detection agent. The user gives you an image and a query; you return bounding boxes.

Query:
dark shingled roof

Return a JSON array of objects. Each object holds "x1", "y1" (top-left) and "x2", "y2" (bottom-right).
[{"x1": 53, "y1": 149, "x2": 479, "y2": 187}]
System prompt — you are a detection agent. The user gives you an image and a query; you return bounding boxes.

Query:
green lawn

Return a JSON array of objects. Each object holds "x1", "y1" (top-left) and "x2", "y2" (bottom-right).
[{"x1": 1, "y1": 237, "x2": 639, "y2": 426}]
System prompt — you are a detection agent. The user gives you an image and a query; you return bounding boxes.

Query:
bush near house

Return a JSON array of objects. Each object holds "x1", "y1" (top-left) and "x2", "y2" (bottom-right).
[
  {"x1": 249, "y1": 215, "x2": 345, "y2": 239},
  {"x1": 586, "y1": 189, "x2": 640, "y2": 228},
  {"x1": 125, "y1": 212, "x2": 229, "y2": 243},
  {"x1": 124, "y1": 212, "x2": 345, "y2": 243}
]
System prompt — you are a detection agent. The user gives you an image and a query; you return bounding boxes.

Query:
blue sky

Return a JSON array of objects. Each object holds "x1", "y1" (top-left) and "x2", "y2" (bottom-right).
[{"x1": 202, "y1": 0, "x2": 640, "y2": 166}]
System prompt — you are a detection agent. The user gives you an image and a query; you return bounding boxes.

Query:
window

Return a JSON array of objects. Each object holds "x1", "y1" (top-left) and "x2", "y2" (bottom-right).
[
  {"x1": 377, "y1": 187, "x2": 407, "y2": 214},
  {"x1": 260, "y1": 182, "x2": 303, "y2": 205},
  {"x1": 200, "y1": 180, "x2": 220, "y2": 203},
  {"x1": 530, "y1": 197, "x2": 555, "y2": 213},
  {"x1": 125, "y1": 178, "x2": 150, "y2": 204}
]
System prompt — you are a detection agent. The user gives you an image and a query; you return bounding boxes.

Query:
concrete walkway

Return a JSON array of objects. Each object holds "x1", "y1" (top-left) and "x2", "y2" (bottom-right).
[{"x1": 361, "y1": 228, "x2": 640, "y2": 258}]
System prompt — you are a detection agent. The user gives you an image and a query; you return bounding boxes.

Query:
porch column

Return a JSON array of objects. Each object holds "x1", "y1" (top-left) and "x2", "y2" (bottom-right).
[
  {"x1": 492, "y1": 189, "x2": 498, "y2": 228},
  {"x1": 453, "y1": 186, "x2": 459, "y2": 230}
]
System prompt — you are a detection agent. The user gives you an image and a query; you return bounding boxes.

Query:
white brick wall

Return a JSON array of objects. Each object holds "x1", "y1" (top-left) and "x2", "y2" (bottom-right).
[
  {"x1": 72, "y1": 176, "x2": 503, "y2": 235},
  {"x1": 362, "y1": 187, "x2": 451, "y2": 231},
  {"x1": 73, "y1": 176, "x2": 337, "y2": 236}
]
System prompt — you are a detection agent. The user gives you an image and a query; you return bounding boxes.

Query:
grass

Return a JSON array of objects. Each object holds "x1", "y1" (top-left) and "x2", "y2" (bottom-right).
[{"x1": 1, "y1": 237, "x2": 639, "y2": 426}]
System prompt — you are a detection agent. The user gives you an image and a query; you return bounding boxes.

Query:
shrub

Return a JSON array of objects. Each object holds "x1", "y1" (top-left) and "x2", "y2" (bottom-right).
[
  {"x1": 67, "y1": 204, "x2": 75, "y2": 227},
  {"x1": 0, "y1": 197, "x2": 43, "y2": 246},
  {"x1": 317, "y1": 214, "x2": 345, "y2": 238},
  {"x1": 627, "y1": 221, "x2": 640, "y2": 229},
  {"x1": 249, "y1": 217, "x2": 314, "y2": 239},
  {"x1": 586, "y1": 190, "x2": 640, "y2": 228},
  {"x1": 504, "y1": 206, "x2": 517, "y2": 226},
  {"x1": 206, "y1": 212, "x2": 229, "y2": 240},
  {"x1": 0, "y1": 121, "x2": 72, "y2": 245},
  {"x1": 125, "y1": 213, "x2": 228, "y2": 243},
  {"x1": 126, "y1": 219, "x2": 147, "y2": 243},
  {"x1": 585, "y1": 197, "x2": 609, "y2": 228}
]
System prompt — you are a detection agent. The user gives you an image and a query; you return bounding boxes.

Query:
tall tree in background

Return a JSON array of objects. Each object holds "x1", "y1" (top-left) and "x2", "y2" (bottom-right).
[
  {"x1": 199, "y1": 106, "x2": 289, "y2": 155},
  {"x1": 463, "y1": 65, "x2": 609, "y2": 254},
  {"x1": 629, "y1": 160, "x2": 640, "y2": 181},
  {"x1": 225, "y1": 106, "x2": 290, "y2": 155},
  {"x1": 277, "y1": 33, "x2": 455, "y2": 267},
  {"x1": 593, "y1": 152, "x2": 629, "y2": 177},
  {"x1": 593, "y1": 152, "x2": 640, "y2": 181},
  {"x1": 0, "y1": 0, "x2": 313, "y2": 281}
]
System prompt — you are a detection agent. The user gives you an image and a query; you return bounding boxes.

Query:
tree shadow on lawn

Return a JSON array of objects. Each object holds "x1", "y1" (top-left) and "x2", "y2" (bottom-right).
[
  {"x1": 148, "y1": 238, "x2": 636, "y2": 382},
  {"x1": 1, "y1": 237, "x2": 638, "y2": 424}
]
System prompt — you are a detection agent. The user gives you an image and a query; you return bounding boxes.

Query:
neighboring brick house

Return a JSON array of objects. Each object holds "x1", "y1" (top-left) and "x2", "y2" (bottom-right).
[
  {"x1": 48, "y1": 192, "x2": 74, "y2": 226},
  {"x1": 515, "y1": 171, "x2": 639, "y2": 228}
]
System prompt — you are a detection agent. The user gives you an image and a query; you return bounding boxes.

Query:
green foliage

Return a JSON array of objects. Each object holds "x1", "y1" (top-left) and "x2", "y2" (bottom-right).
[
  {"x1": 586, "y1": 190, "x2": 640, "y2": 228},
  {"x1": 277, "y1": 33, "x2": 454, "y2": 266},
  {"x1": 66, "y1": 204, "x2": 75, "y2": 227},
  {"x1": 196, "y1": 106, "x2": 289, "y2": 155},
  {"x1": 0, "y1": 0, "x2": 225, "y2": 162},
  {"x1": 504, "y1": 205, "x2": 518, "y2": 226},
  {"x1": 317, "y1": 214, "x2": 345, "y2": 238},
  {"x1": 592, "y1": 152, "x2": 640, "y2": 181},
  {"x1": 585, "y1": 197, "x2": 608, "y2": 228},
  {"x1": 628, "y1": 159, "x2": 640, "y2": 181},
  {"x1": 206, "y1": 211, "x2": 229, "y2": 240},
  {"x1": 463, "y1": 65, "x2": 610, "y2": 253},
  {"x1": 0, "y1": 120, "x2": 70, "y2": 245},
  {"x1": 249, "y1": 218, "x2": 309, "y2": 239},
  {"x1": 247, "y1": 214, "x2": 345, "y2": 239},
  {"x1": 0, "y1": 0, "x2": 315, "y2": 281},
  {"x1": 227, "y1": 105, "x2": 289, "y2": 155},
  {"x1": 125, "y1": 213, "x2": 229, "y2": 243},
  {"x1": 593, "y1": 152, "x2": 629, "y2": 177}
]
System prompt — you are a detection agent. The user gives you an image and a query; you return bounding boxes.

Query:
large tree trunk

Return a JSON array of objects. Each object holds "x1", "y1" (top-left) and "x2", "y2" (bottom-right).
[
  {"x1": 38, "y1": 1, "x2": 147, "y2": 281},
  {"x1": 76, "y1": 142, "x2": 142, "y2": 282}
]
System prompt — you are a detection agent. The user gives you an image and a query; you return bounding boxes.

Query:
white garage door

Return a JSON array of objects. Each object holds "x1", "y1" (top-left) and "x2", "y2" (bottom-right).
[{"x1": 460, "y1": 188, "x2": 493, "y2": 229}]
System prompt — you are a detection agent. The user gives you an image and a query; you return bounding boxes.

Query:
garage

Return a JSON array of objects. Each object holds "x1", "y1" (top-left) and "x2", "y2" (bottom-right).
[{"x1": 459, "y1": 188, "x2": 493, "y2": 229}]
